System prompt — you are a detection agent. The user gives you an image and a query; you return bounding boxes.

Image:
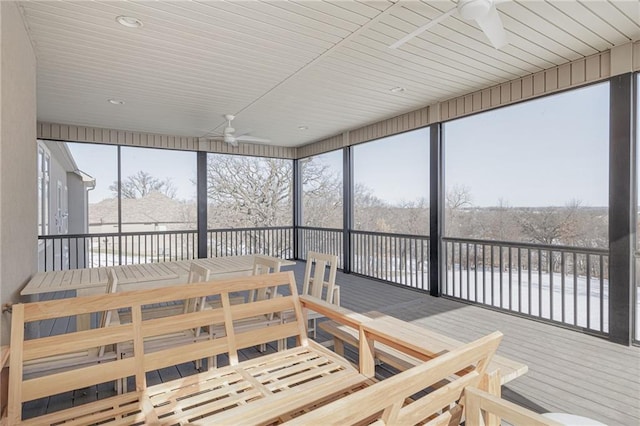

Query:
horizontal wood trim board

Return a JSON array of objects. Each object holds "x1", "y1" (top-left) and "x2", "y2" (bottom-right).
[
  {"x1": 439, "y1": 50, "x2": 611, "y2": 121},
  {"x1": 37, "y1": 122, "x2": 296, "y2": 159}
]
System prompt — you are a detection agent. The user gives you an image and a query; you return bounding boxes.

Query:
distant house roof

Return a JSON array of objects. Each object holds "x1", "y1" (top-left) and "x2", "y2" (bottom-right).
[{"x1": 89, "y1": 191, "x2": 195, "y2": 225}]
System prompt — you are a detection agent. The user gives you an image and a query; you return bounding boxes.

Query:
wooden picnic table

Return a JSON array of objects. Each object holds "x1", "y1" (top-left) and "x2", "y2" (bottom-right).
[{"x1": 22, "y1": 255, "x2": 295, "y2": 330}]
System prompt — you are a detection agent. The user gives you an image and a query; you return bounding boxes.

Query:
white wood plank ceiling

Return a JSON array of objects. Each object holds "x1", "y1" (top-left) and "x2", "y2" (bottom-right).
[{"x1": 20, "y1": 0, "x2": 640, "y2": 147}]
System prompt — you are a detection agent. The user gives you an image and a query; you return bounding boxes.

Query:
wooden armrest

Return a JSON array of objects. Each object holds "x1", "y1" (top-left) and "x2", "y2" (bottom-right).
[
  {"x1": 299, "y1": 295, "x2": 370, "y2": 329},
  {"x1": 465, "y1": 388, "x2": 563, "y2": 426}
]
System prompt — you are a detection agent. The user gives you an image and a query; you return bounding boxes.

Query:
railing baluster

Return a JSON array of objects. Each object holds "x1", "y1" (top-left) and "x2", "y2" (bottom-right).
[
  {"x1": 600, "y1": 255, "x2": 604, "y2": 332},
  {"x1": 473, "y1": 243, "x2": 478, "y2": 302},
  {"x1": 586, "y1": 254, "x2": 592, "y2": 330},
  {"x1": 573, "y1": 252, "x2": 578, "y2": 326},
  {"x1": 561, "y1": 251, "x2": 566, "y2": 324},
  {"x1": 527, "y1": 248, "x2": 532, "y2": 315}
]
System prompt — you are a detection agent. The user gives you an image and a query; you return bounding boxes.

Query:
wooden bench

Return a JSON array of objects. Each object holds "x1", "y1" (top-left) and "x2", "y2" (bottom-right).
[
  {"x1": 4, "y1": 271, "x2": 553, "y2": 425},
  {"x1": 319, "y1": 313, "x2": 528, "y2": 389}
]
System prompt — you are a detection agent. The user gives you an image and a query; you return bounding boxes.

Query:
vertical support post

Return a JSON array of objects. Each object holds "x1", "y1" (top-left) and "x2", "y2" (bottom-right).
[
  {"x1": 197, "y1": 151, "x2": 208, "y2": 259},
  {"x1": 293, "y1": 158, "x2": 303, "y2": 260},
  {"x1": 343, "y1": 144, "x2": 353, "y2": 273},
  {"x1": 117, "y1": 145, "x2": 123, "y2": 266},
  {"x1": 358, "y1": 326, "x2": 375, "y2": 378},
  {"x1": 609, "y1": 73, "x2": 635, "y2": 345},
  {"x1": 429, "y1": 124, "x2": 443, "y2": 297}
]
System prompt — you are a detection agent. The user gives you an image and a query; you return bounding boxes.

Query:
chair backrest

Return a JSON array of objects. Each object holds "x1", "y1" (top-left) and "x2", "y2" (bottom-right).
[
  {"x1": 249, "y1": 255, "x2": 282, "y2": 303},
  {"x1": 98, "y1": 268, "x2": 118, "y2": 356},
  {"x1": 184, "y1": 262, "x2": 211, "y2": 314},
  {"x1": 99, "y1": 268, "x2": 118, "y2": 332},
  {"x1": 302, "y1": 251, "x2": 338, "y2": 304}
]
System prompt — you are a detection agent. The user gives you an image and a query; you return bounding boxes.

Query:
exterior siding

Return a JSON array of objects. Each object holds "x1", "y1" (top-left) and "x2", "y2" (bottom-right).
[
  {"x1": 301, "y1": 48, "x2": 623, "y2": 158},
  {"x1": 37, "y1": 123, "x2": 296, "y2": 159},
  {"x1": 439, "y1": 50, "x2": 611, "y2": 121}
]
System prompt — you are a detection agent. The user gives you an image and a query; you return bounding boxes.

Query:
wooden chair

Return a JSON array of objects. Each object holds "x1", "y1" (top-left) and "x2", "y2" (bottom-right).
[
  {"x1": 117, "y1": 263, "x2": 216, "y2": 378},
  {"x1": 23, "y1": 269, "x2": 120, "y2": 384},
  {"x1": 118, "y1": 262, "x2": 211, "y2": 321},
  {"x1": 248, "y1": 255, "x2": 282, "y2": 303},
  {"x1": 183, "y1": 262, "x2": 211, "y2": 315},
  {"x1": 248, "y1": 255, "x2": 281, "y2": 351},
  {"x1": 301, "y1": 251, "x2": 340, "y2": 338}
]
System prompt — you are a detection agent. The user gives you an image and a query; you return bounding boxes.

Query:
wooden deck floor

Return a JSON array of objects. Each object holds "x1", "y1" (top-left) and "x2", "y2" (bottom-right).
[
  {"x1": 302, "y1": 264, "x2": 640, "y2": 426},
  {"x1": 26, "y1": 262, "x2": 639, "y2": 425}
]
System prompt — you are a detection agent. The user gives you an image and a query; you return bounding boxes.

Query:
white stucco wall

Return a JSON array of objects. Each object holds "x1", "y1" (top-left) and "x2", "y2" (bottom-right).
[{"x1": 0, "y1": 2, "x2": 37, "y2": 344}]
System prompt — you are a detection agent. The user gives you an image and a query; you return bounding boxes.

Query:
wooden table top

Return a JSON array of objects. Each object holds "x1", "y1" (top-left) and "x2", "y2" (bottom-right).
[{"x1": 21, "y1": 255, "x2": 295, "y2": 296}]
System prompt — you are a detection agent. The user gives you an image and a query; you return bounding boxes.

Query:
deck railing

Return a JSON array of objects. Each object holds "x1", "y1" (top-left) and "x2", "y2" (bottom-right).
[
  {"x1": 296, "y1": 226, "x2": 344, "y2": 268},
  {"x1": 351, "y1": 230, "x2": 429, "y2": 290},
  {"x1": 295, "y1": 227, "x2": 429, "y2": 290},
  {"x1": 37, "y1": 229, "x2": 615, "y2": 337},
  {"x1": 443, "y1": 237, "x2": 609, "y2": 334},
  {"x1": 207, "y1": 226, "x2": 294, "y2": 259},
  {"x1": 38, "y1": 230, "x2": 198, "y2": 270},
  {"x1": 38, "y1": 227, "x2": 293, "y2": 271}
]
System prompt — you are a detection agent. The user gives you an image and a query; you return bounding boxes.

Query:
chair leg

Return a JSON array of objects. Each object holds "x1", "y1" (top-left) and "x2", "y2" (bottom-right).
[
  {"x1": 308, "y1": 318, "x2": 317, "y2": 339},
  {"x1": 277, "y1": 338, "x2": 285, "y2": 351}
]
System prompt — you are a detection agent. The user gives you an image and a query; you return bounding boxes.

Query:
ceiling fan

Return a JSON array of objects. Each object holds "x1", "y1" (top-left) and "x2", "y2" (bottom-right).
[
  {"x1": 389, "y1": 0, "x2": 508, "y2": 50},
  {"x1": 208, "y1": 114, "x2": 271, "y2": 147}
]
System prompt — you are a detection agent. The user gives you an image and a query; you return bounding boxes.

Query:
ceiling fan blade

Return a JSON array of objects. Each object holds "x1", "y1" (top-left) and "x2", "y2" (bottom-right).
[
  {"x1": 389, "y1": 7, "x2": 457, "y2": 49},
  {"x1": 475, "y1": 5, "x2": 508, "y2": 49},
  {"x1": 236, "y1": 135, "x2": 271, "y2": 144}
]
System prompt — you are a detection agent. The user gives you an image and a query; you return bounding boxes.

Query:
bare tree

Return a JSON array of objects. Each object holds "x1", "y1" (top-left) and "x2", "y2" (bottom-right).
[
  {"x1": 206, "y1": 155, "x2": 292, "y2": 228},
  {"x1": 301, "y1": 158, "x2": 342, "y2": 228},
  {"x1": 353, "y1": 183, "x2": 389, "y2": 231},
  {"x1": 111, "y1": 171, "x2": 177, "y2": 199},
  {"x1": 518, "y1": 199, "x2": 583, "y2": 246},
  {"x1": 445, "y1": 184, "x2": 473, "y2": 236}
]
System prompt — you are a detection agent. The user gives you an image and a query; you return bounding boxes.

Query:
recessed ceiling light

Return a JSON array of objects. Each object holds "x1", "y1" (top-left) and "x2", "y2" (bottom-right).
[
  {"x1": 297, "y1": 126, "x2": 309, "y2": 130},
  {"x1": 116, "y1": 15, "x2": 143, "y2": 28},
  {"x1": 108, "y1": 99, "x2": 125, "y2": 105},
  {"x1": 389, "y1": 86, "x2": 406, "y2": 93}
]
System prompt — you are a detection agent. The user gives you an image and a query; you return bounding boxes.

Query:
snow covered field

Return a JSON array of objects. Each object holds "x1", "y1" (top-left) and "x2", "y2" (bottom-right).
[{"x1": 443, "y1": 267, "x2": 612, "y2": 332}]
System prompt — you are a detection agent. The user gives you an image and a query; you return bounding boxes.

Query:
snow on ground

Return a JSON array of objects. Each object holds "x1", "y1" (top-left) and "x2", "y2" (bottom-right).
[{"x1": 443, "y1": 267, "x2": 611, "y2": 332}]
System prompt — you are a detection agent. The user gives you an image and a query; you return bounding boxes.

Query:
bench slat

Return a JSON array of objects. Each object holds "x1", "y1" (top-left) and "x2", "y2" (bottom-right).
[
  {"x1": 22, "y1": 324, "x2": 133, "y2": 361},
  {"x1": 19, "y1": 392, "x2": 147, "y2": 426},
  {"x1": 22, "y1": 358, "x2": 135, "y2": 401}
]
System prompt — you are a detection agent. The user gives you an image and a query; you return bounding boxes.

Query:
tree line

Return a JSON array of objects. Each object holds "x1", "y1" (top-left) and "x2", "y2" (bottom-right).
[{"x1": 110, "y1": 157, "x2": 608, "y2": 250}]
